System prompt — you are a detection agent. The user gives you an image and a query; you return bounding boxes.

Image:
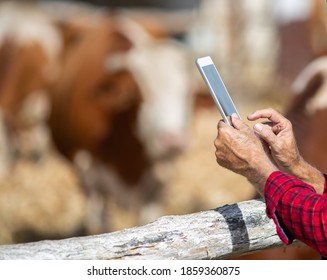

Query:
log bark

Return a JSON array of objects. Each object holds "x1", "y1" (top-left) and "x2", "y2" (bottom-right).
[{"x1": 0, "y1": 199, "x2": 285, "y2": 260}]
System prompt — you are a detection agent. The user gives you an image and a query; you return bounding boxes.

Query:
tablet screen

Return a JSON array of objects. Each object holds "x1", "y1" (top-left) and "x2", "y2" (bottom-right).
[{"x1": 202, "y1": 64, "x2": 237, "y2": 117}]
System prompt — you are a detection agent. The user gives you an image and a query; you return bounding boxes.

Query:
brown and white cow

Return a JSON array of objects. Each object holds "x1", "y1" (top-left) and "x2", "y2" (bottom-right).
[
  {"x1": 0, "y1": 2, "x2": 63, "y2": 174},
  {"x1": 48, "y1": 15, "x2": 194, "y2": 233},
  {"x1": 0, "y1": 1, "x2": 194, "y2": 235},
  {"x1": 0, "y1": 3, "x2": 90, "y2": 244},
  {"x1": 285, "y1": 56, "x2": 327, "y2": 174}
]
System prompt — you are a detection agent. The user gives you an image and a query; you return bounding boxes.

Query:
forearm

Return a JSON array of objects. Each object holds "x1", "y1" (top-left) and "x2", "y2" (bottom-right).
[{"x1": 287, "y1": 157, "x2": 325, "y2": 194}]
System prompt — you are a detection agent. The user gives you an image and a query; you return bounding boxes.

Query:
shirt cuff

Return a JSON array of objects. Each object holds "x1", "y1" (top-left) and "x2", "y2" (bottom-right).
[
  {"x1": 323, "y1": 174, "x2": 327, "y2": 194},
  {"x1": 264, "y1": 171, "x2": 316, "y2": 245}
]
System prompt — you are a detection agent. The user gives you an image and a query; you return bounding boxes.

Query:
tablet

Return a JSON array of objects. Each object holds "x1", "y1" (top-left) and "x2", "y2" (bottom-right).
[{"x1": 196, "y1": 56, "x2": 240, "y2": 125}]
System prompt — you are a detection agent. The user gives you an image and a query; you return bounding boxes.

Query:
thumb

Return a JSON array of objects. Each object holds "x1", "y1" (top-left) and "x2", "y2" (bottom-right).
[
  {"x1": 230, "y1": 113, "x2": 247, "y2": 130},
  {"x1": 253, "y1": 122, "x2": 277, "y2": 145}
]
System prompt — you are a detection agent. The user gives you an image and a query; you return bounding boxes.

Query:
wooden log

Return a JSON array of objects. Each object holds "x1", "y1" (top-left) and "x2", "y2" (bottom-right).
[{"x1": 0, "y1": 199, "x2": 285, "y2": 260}]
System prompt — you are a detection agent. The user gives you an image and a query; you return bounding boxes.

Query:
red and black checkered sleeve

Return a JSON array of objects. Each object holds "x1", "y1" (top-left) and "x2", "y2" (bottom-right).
[
  {"x1": 324, "y1": 174, "x2": 327, "y2": 193},
  {"x1": 264, "y1": 171, "x2": 327, "y2": 258}
]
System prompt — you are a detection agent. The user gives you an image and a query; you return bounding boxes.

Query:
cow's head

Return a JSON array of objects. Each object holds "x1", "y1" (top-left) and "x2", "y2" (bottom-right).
[
  {"x1": 105, "y1": 17, "x2": 194, "y2": 160},
  {"x1": 0, "y1": 3, "x2": 62, "y2": 116},
  {"x1": 49, "y1": 19, "x2": 143, "y2": 158}
]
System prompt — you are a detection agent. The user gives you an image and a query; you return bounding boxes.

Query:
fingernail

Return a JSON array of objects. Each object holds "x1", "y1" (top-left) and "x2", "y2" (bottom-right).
[
  {"x1": 231, "y1": 113, "x2": 238, "y2": 118},
  {"x1": 254, "y1": 123, "x2": 263, "y2": 132}
]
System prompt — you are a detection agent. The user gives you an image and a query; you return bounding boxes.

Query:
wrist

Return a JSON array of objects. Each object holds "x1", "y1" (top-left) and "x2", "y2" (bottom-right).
[
  {"x1": 246, "y1": 160, "x2": 278, "y2": 196},
  {"x1": 286, "y1": 155, "x2": 306, "y2": 176}
]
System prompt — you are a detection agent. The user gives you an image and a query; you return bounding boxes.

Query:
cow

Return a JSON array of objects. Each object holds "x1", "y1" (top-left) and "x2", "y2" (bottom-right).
[
  {"x1": 0, "y1": 0, "x2": 194, "y2": 237},
  {"x1": 48, "y1": 15, "x2": 194, "y2": 233},
  {"x1": 0, "y1": 2, "x2": 90, "y2": 244},
  {"x1": 285, "y1": 56, "x2": 327, "y2": 174},
  {"x1": 283, "y1": 57, "x2": 326, "y2": 259},
  {"x1": 0, "y1": 2, "x2": 63, "y2": 172}
]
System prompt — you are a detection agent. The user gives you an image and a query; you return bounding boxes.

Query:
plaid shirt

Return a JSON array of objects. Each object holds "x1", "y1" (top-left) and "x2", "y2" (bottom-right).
[{"x1": 265, "y1": 171, "x2": 327, "y2": 258}]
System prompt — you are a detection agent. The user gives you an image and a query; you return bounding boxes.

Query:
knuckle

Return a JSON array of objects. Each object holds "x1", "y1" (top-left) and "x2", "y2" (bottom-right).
[
  {"x1": 220, "y1": 124, "x2": 233, "y2": 134},
  {"x1": 214, "y1": 138, "x2": 223, "y2": 149},
  {"x1": 267, "y1": 107, "x2": 276, "y2": 115},
  {"x1": 287, "y1": 119, "x2": 293, "y2": 129},
  {"x1": 260, "y1": 127, "x2": 270, "y2": 138}
]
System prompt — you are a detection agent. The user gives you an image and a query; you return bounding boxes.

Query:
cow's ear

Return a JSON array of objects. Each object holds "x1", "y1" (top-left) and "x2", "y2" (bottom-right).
[
  {"x1": 109, "y1": 30, "x2": 134, "y2": 52},
  {"x1": 286, "y1": 71, "x2": 324, "y2": 120},
  {"x1": 55, "y1": 20, "x2": 88, "y2": 54},
  {"x1": 292, "y1": 70, "x2": 324, "y2": 98},
  {"x1": 301, "y1": 71, "x2": 324, "y2": 98}
]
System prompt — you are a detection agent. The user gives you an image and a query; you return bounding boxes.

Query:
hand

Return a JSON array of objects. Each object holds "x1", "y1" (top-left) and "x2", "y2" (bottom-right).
[
  {"x1": 214, "y1": 114, "x2": 277, "y2": 194},
  {"x1": 248, "y1": 108, "x2": 325, "y2": 194},
  {"x1": 248, "y1": 108, "x2": 300, "y2": 172}
]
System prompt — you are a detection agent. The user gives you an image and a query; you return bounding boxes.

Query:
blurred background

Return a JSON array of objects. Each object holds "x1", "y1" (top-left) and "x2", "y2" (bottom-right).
[{"x1": 0, "y1": 0, "x2": 326, "y2": 259}]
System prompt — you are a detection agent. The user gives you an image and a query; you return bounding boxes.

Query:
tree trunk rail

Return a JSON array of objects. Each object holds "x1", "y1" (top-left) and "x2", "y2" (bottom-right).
[{"x1": 0, "y1": 199, "x2": 284, "y2": 260}]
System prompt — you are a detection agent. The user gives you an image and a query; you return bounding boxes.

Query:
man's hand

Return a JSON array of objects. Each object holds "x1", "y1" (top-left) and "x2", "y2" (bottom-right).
[
  {"x1": 214, "y1": 114, "x2": 278, "y2": 195},
  {"x1": 248, "y1": 108, "x2": 301, "y2": 172},
  {"x1": 248, "y1": 108, "x2": 325, "y2": 194}
]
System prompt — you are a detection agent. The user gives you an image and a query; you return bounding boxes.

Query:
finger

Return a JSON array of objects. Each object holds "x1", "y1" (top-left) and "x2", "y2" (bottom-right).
[
  {"x1": 253, "y1": 122, "x2": 277, "y2": 145},
  {"x1": 217, "y1": 119, "x2": 226, "y2": 129},
  {"x1": 215, "y1": 120, "x2": 227, "y2": 149},
  {"x1": 230, "y1": 113, "x2": 248, "y2": 131},
  {"x1": 217, "y1": 118, "x2": 237, "y2": 142},
  {"x1": 247, "y1": 108, "x2": 286, "y2": 124}
]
